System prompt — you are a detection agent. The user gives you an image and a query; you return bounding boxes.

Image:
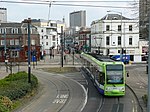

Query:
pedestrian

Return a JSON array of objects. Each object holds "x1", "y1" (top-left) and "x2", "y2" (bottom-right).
[
  {"x1": 49, "y1": 48, "x2": 52, "y2": 59},
  {"x1": 64, "y1": 54, "x2": 67, "y2": 64},
  {"x1": 52, "y1": 48, "x2": 55, "y2": 58},
  {"x1": 52, "y1": 54, "x2": 54, "y2": 58}
]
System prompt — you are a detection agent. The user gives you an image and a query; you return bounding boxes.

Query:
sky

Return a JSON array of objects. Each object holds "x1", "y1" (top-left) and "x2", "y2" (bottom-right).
[{"x1": 0, "y1": 0, "x2": 139, "y2": 27}]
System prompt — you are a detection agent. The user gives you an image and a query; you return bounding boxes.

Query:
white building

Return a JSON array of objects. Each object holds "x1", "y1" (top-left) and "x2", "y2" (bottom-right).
[
  {"x1": 91, "y1": 14, "x2": 141, "y2": 62},
  {"x1": 0, "y1": 8, "x2": 7, "y2": 23},
  {"x1": 32, "y1": 19, "x2": 65, "y2": 54}
]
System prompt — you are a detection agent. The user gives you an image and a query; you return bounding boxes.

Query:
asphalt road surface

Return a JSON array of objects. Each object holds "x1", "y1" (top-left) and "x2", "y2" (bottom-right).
[{"x1": 15, "y1": 70, "x2": 87, "y2": 112}]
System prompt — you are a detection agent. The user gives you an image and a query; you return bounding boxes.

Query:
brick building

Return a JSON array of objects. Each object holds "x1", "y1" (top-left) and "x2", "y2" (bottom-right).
[{"x1": 0, "y1": 22, "x2": 40, "y2": 62}]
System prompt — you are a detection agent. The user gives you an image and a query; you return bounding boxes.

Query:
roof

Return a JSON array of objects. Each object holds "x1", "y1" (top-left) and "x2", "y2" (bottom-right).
[
  {"x1": 88, "y1": 53, "x2": 114, "y2": 62},
  {"x1": 101, "y1": 14, "x2": 131, "y2": 20},
  {"x1": 0, "y1": 22, "x2": 22, "y2": 27},
  {"x1": 31, "y1": 19, "x2": 48, "y2": 22}
]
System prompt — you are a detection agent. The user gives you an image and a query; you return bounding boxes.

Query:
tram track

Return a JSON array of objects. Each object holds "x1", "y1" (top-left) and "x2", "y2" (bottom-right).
[
  {"x1": 96, "y1": 96, "x2": 105, "y2": 112},
  {"x1": 81, "y1": 66, "x2": 143, "y2": 112},
  {"x1": 33, "y1": 70, "x2": 71, "y2": 112},
  {"x1": 32, "y1": 69, "x2": 87, "y2": 112},
  {"x1": 97, "y1": 92, "x2": 142, "y2": 112},
  {"x1": 126, "y1": 84, "x2": 144, "y2": 112}
]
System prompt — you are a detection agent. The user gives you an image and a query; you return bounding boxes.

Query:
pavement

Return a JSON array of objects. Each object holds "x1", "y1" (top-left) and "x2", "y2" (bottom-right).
[
  {"x1": 126, "y1": 65, "x2": 147, "y2": 112},
  {"x1": 0, "y1": 53, "x2": 148, "y2": 112},
  {"x1": 0, "y1": 54, "x2": 79, "y2": 78}
]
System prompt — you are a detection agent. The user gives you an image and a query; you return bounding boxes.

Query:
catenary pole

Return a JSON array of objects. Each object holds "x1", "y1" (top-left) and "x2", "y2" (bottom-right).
[
  {"x1": 27, "y1": 18, "x2": 31, "y2": 83},
  {"x1": 61, "y1": 26, "x2": 64, "y2": 67},
  {"x1": 148, "y1": 11, "x2": 150, "y2": 112},
  {"x1": 23, "y1": 18, "x2": 32, "y2": 83}
]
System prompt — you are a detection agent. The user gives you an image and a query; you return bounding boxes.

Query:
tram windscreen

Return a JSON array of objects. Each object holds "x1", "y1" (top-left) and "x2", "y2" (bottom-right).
[{"x1": 106, "y1": 65, "x2": 123, "y2": 84}]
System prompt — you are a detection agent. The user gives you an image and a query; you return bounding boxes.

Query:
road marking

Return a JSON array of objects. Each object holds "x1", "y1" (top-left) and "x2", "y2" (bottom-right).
[{"x1": 53, "y1": 94, "x2": 69, "y2": 104}]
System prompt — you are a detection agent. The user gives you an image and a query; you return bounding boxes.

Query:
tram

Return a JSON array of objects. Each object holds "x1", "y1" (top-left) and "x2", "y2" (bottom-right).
[{"x1": 80, "y1": 52, "x2": 128, "y2": 96}]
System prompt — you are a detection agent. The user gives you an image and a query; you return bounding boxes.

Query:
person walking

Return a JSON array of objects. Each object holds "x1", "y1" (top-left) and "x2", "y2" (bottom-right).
[
  {"x1": 49, "y1": 48, "x2": 52, "y2": 59},
  {"x1": 64, "y1": 54, "x2": 66, "y2": 63}
]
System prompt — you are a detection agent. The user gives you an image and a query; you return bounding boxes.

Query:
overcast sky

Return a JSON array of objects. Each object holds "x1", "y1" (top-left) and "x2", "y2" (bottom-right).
[{"x1": 1, "y1": 0, "x2": 139, "y2": 27}]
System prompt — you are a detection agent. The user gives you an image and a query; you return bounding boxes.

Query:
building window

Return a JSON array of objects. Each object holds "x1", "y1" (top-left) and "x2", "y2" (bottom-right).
[
  {"x1": 129, "y1": 37, "x2": 132, "y2": 45},
  {"x1": 0, "y1": 29, "x2": 3, "y2": 34},
  {"x1": 10, "y1": 40, "x2": 14, "y2": 45},
  {"x1": 118, "y1": 36, "x2": 121, "y2": 45},
  {"x1": 0, "y1": 28, "x2": 6, "y2": 34},
  {"x1": 0, "y1": 29, "x2": 2, "y2": 34},
  {"x1": 1, "y1": 40, "x2": 5, "y2": 45},
  {"x1": 106, "y1": 36, "x2": 110, "y2": 45},
  {"x1": 53, "y1": 42, "x2": 55, "y2": 47},
  {"x1": 2, "y1": 28, "x2": 6, "y2": 34},
  {"x1": 15, "y1": 39, "x2": 19, "y2": 45},
  {"x1": 106, "y1": 25, "x2": 110, "y2": 31},
  {"x1": 129, "y1": 25, "x2": 132, "y2": 31},
  {"x1": 52, "y1": 35, "x2": 55, "y2": 41},
  {"x1": 31, "y1": 40, "x2": 35, "y2": 45},
  {"x1": 11, "y1": 51, "x2": 19, "y2": 57},
  {"x1": 46, "y1": 36, "x2": 48, "y2": 39},
  {"x1": 11, "y1": 28, "x2": 18, "y2": 34},
  {"x1": 118, "y1": 50, "x2": 120, "y2": 53},
  {"x1": 118, "y1": 25, "x2": 121, "y2": 31},
  {"x1": 46, "y1": 42, "x2": 48, "y2": 45},
  {"x1": 42, "y1": 36, "x2": 43, "y2": 39}
]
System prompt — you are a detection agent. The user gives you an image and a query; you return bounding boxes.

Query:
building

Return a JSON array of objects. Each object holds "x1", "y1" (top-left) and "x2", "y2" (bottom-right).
[
  {"x1": 31, "y1": 19, "x2": 66, "y2": 55},
  {"x1": 78, "y1": 27, "x2": 91, "y2": 52},
  {"x1": 0, "y1": 8, "x2": 7, "y2": 23},
  {"x1": 91, "y1": 14, "x2": 141, "y2": 62},
  {"x1": 139, "y1": 0, "x2": 149, "y2": 40},
  {"x1": 69, "y1": 10, "x2": 86, "y2": 28},
  {"x1": 0, "y1": 22, "x2": 40, "y2": 62}
]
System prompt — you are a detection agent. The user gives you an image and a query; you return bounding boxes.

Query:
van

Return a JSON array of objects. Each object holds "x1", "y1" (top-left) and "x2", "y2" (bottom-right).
[{"x1": 111, "y1": 55, "x2": 130, "y2": 64}]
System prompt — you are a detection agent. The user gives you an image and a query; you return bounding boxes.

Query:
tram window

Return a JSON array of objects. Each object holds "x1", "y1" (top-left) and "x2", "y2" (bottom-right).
[{"x1": 99, "y1": 72, "x2": 105, "y2": 85}]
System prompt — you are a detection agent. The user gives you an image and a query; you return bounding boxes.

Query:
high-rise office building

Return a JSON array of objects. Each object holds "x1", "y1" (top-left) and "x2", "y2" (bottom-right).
[
  {"x1": 69, "y1": 10, "x2": 86, "y2": 28},
  {"x1": 139, "y1": 0, "x2": 149, "y2": 39},
  {"x1": 0, "y1": 8, "x2": 7, "y2": 23}
]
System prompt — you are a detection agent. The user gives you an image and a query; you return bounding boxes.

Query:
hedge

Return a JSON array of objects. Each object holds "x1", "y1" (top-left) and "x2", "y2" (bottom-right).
[{"x1": 0, "y1": 71, "x2": 38, "y2": 112}]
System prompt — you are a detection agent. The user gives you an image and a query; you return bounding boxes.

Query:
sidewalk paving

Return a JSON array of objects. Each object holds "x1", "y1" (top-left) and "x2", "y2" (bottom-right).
[
  {"x1": 126, "y1": 66, "x2": 147, "y2": 112},
  {"x1": 0, "y1": 54, "x2": 79, "y2": 79}
]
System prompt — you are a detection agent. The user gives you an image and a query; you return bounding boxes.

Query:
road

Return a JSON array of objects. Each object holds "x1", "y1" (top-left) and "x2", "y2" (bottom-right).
[{"x1": 15, "y1": 70, "x2": 86, "y2": 112}]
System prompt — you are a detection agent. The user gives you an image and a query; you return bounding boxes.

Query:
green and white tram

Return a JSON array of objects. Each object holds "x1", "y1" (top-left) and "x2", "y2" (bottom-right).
[{"x1": 80, "y1": 52, "x2": 128, "y2": 96}]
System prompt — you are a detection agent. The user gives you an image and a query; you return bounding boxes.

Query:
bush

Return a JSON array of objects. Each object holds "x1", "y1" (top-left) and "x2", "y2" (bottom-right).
[
  {"x1": 0, "y1": 71, "x2": 38, "y2": 112},
  {"x1": 0, "y1": 96, "x2": 12, "y2": 112}
]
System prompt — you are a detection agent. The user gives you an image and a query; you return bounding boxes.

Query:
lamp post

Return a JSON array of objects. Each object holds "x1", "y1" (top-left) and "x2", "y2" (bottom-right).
[{"x1": 107, "y1": 10, "x2": 123, "y2": 62}]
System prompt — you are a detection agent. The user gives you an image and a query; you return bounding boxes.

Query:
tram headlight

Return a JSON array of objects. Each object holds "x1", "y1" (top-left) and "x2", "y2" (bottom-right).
[
  {"x1": 121, "y1": 87, "x2": 125, "y2": 91},
  {"x1": 105, "y1": 87, "x2": 111, "y2": 91}
]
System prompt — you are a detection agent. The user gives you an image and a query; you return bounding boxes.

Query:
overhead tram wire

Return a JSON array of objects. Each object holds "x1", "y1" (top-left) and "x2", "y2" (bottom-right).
[
  {"x1": 21, "y1": 0, "x2": 141, "y2": 5},
  {"x1": 0, "y1": 1, "x2": 135, "y2": 9},
  {"x1": 22, "y1": 0, "x2": 138, "y2": 3}
]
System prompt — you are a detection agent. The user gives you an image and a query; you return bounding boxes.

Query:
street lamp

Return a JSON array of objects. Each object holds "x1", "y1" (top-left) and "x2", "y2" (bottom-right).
[{"x1": 107, "y1": 10, "x2": 123, "y2": 62}]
